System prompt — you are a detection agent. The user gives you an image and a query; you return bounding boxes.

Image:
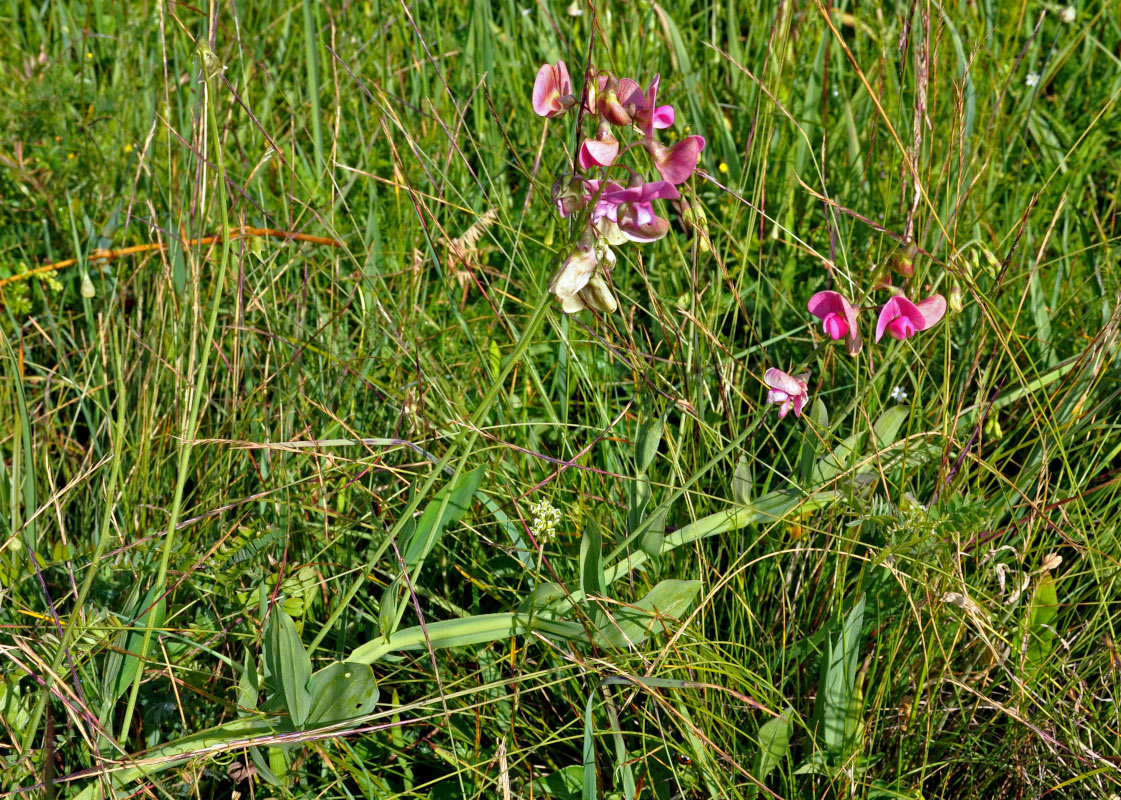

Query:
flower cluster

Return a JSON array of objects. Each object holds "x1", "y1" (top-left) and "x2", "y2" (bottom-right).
[
  {"x1": 532, "y1": 61, "x2": 706, "y2": 314},
  {"x1": 529, "y1": 499, "x2": 562, "y2": 544},
  {"x1": 764, "y1": 287, "x2": 947, "y2": 419}
]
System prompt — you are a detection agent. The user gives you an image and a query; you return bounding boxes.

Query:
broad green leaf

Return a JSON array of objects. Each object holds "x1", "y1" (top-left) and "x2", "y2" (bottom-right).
[
  {"x1": 236, "y1": 650, "x2": 258, "y2": 716},
  {"x1": 1023, "y1": 572, "x2": 1059, "y2": 677},
  {"x1": 249, "y1": 745, "x2": 283, "y2": 787},
  {"x1": 263, "y1": 609, "x2": 312, "y2": 726},
  {"x1": 809, "y1": 397, "x2": 828, "y2": 428},
  {"x1": 350, "y1": 612, "x2": 585, "y2": 664},
  {"x1": 639, "y1": 507, "x2": 667, "y2": 559},
  {"x1": 306, "y1": 662, "x2": 379, "y2": 724},
  {"x1": 872, "y1": 406, "x2": 910, "y2": 448},
  {"x1": 627, "y1": 474, "x2": 653, "y2": 536},
  {"x1": 733, "y1": 456, "x2": 752, "y2": 505},
  {"x1": 106, "y1": 584, "x2": 167, "y2": 701},
  {"x1": 816, "y1": 595, "x2": 866, "y2": 753},
  {"x1": 579, "y1": 518, "x2": 606, "y2": 601},
  {"x1": 811, "y1": 432, "x2": 864, "y2": 485},
  {"x1": 635, "y1": 414, "x2": 664, "y2": 473},
  {"x1": 531, "y1": 764, "x2": 582, "y2": 799},
  {"x1": 754, "y1": 707, "x2": 794, "y2": 780},
  {"x1": 401, "y1": 465, "x2": 484, "y2": 567},
  {"x1": 595, "y1": 579, "x2": 702, "y2": 649}
]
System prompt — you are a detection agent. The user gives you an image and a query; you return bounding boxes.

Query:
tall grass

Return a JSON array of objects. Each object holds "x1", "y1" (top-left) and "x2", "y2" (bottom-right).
[{"x1": 2, "y1": 1, "x2": 1120, "y2": 798}]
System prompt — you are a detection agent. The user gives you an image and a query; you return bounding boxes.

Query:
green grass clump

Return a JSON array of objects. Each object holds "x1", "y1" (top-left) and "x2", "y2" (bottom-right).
[{"x1": 2, "y1": 1, "x2": 1120, "y2": 799}]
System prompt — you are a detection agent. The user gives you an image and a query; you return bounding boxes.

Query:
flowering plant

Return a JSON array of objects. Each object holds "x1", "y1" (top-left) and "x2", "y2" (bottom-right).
[{"x1": 532, "y1": 60, "x2": 705, "y2": 315}]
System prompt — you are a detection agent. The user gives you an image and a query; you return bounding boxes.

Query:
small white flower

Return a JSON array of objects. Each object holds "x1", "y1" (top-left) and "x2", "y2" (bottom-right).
[
  {"x1": 566, "y1": 0, "x2": 583, "y2": 16},
  {"x1": 520, "y1": 6, "x2": 530, "y2": 16},
  {"x1": 1026, "y1": 72, "x2": 1040, "y2": 87},
  {"x1": 1060, "y1": 6, "x2": 1076, "y2": 23},
  {"x1": 890, "y1": 385, "x2": 908, "y2": 403},
  {"x1": 529, "y1": 499, "x2": 562, "y2": 544}
]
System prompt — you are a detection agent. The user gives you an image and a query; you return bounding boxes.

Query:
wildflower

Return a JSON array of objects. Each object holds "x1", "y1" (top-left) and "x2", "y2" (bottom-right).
[
  {"x1": 552, "y1": 175, "x2": 587, "y2": 218},
  {"x1": 807, "y1": 290, "x2": 862, "y2": 355},
  {"x1": 874, "y1": 294, "x2": 946, "y2": 342},
  {"x1": 1025, "y1": 72, "x2": 1040, "y2": 87},
  {"x1": 718, "y1": 162, "x2": 729, "y2": 174},
  {"x1": 643, "y1": 135, "x2": 706, "y2": 185},
  {"x1": 549, "y1": 231, "x2": 617, "y2": 313},
  {"x1": 631, "y1": 75, "x2": 675, "y2": 135},
  {"x1": 890, "y1": 385, "x2": 908, "y2": 403},
  {"x1": 532, "y1": 61, "x2": 575, "y2": 118},
  {"x1": 597, "y1": 179, "x2": 680, "y2": 243},
  {"x1": 529, "y1": 499, "x2": 563, "y2": 544},
  {"x1": 764, "y1": 368, "x2": 810, "y2": 419},
  {"x1": 578, "y1": 124, "x2": 620, "y2": 169},
  {"x1": 1060, "y1": 6, "x2": 1075, "y2": 22},
  {"x1": 566, "y1": 1, "x2": 582, "y2": 15}
]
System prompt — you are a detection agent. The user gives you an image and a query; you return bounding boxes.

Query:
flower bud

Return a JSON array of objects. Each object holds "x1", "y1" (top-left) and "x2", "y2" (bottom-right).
[
  {"x1": 552, "y1": 175, "x2": 585, "y2": 218},
  {"x1": 891, "y1": 239, "x2": 918, "y2": 278},
  {"x1": 949, "y1": 281, "x2": 964, "y2": 313}
]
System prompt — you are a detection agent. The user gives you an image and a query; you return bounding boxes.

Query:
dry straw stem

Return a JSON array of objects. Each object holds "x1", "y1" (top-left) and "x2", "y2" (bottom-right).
[{"x1": 0, "y1": 227, "x2": 345, "y2": 291}]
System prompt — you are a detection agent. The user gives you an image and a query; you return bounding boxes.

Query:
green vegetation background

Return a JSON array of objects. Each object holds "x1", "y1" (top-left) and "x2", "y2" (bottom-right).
[{"x1": 2, "y1": 1, "x2": 1120, "y2": 798}]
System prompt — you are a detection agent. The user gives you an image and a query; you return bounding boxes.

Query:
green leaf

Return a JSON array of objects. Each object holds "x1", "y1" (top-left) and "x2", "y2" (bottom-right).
[
  {"x1": 639, "y1": 507, "x2": 667, "y2": 560},
  {"x1": 733, "y1": 456, "x2": 752, "y2": 505},
  {"x1": 816, "y1": 595, "x2": 866, "y2": 753},
  {"x1": 106, "y1": 584, "x2": 167, "y2": 701},
  {"x1": 263, "y1": 609, "x2": 313, "y2": 726},
  {"x1": 531, "y1": 764, "x2": 583, "y2": 799},
  {"x1": 755, "y1": 707, "x2": 794, "y2": 780},
  {"x1": 595, "y1": 579, "x2": 701, "y2": 649},
  {"x1": 635, "y1": 414, "x2": 665, "y2": 473},
  {"x1": 236, "y1": 650, "x2": 258, "y2": 716},
  {"x1": 306, "y1": 662, "x2": 379, "y2": 724},
  {"x1": 582, "y1": 691, "x2": 597, "y2": 800},
  {"x1": 627, "y1": 474, "x2": 653, "y2": 536},
  {"x1": 1024, "y1": 572, "x2": 1059, "y2": 677},
  {"x1": 401, "y1": 465, "x2": 484, "y2": 567},
  {"x1": 579, "y1": 518, "x2": 606, "y2": 601},
  {"x1": 872, "y1": 406, "x2": 910, "y2": 448}
]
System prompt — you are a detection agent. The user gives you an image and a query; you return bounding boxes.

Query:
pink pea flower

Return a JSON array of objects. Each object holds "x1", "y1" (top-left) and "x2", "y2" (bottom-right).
[
  {"x1": 578, "y1": 125, "x2": 620, "y2": 169},
  {"x1": 808, "y1": 290, "x2": 863, "y2": 356},
  {"x1": 643, "y1": 135, "x2": 706, "y2": 185},
  {"x1": 532, "y1": 61, "x2": 574, "y2": 118},
  {"x1": 599, "y1": 180, "x2": 680, "y2": 243},
  {"x1": 633, "y1": 75, "x2": 676, "y2": 136},
  {"x1": 764, "y1": 368, "x2": 810, "y2": 419},
  {"x1": 874, "y1": 294, "x2": 947, "y2": 342}
]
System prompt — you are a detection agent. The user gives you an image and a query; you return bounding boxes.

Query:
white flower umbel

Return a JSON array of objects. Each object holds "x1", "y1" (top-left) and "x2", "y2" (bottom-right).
[
  {"x1": 1026, "y1": 72, "x2": 1040, "y2": 87},
  {"x1": 1060, "y1": 6, "x2": 1076, "y2": 23},
  {"x1": 890, "y1": 385, "x2": 909, "y2": 403}
]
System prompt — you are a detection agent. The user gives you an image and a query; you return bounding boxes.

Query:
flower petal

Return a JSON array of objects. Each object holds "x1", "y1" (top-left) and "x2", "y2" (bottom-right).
[
  {"x1": 648, "y1": 136, "x2": 706, "y2": 184},
  {"x1": 764, "y1": 368, "x2": 804, "y2": 397},
  {"x1": 532, "y1": 63, "x2": 565, "y2": 117},
  {"x1": 915, "y1": 294, "x2": 947, "y2": 330},
  {"x1": 600, "y1": 180, "x2": 680, "y2": 205},
  {"x1": 874, "y1": 295, "x2": 923, "y2": 342},
  {"x1": 579, "y1": 136, "x2": 619, "y2": 169},
  {"x1": 652, "y1": 105, "x2": 675, "y2": 129}
]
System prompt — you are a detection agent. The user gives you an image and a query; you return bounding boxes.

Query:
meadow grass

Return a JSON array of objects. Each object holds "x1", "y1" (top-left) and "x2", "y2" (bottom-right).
[{"x1": 2, "y1": 1, "x2": 1120, "y2": 798}]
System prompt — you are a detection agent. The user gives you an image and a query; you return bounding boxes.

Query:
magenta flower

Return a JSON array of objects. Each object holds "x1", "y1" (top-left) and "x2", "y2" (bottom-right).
[
  {"x1": 532, "y1": 61, "x2": 574, "y2": 118},
  {"x1": 875, "y1": 294, "x2": 947, "y2": 342},
  {"x1": 808, "y1": 290, "x2": 863, "y2": 355},
  {"x1": 632, "y1": 75, "x2": 676, "y2": 136},
  {"x1": 596, "y1": 180, "x2": 679, "y2": 243},
  {"x1": 644, "y1": 135, "x2": 706, "y2": 185},
  {"x1": 578, "y1": 126, "x2": 620, "y2": 169},
  {"x1": 764, "y1": 368, "x2": 810, "y2": 419}
]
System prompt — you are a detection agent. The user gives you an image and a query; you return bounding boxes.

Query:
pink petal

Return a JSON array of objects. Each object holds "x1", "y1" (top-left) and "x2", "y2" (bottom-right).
[
  {"x1": 874, "y1": 296, "x2": 923, "y2": 343},
  {"x1": 579, "y1": 137, "x2": 619, "y2": 169},
  {"x1": 600, "y1": 181, "x2": 680, "y2": 205},
  {"x1": 617, "y1": 78, "x2": 644, "y2": 108},
  {"x1": 556, "y1": 61, "x2": 572, "y2": 97},
  {"x1": 764, "y1": 368, "x2": 804, "y2": 397},
  {"x1": 648, "y1": 136, "x2": 706, "y2": 184},
  {"x1": 652, "y1": 105, "x2": 675, "y2": 129},
  {"x1": 618, "y1": 205, "x2": 670, "y2": 243},
  {"x1": 791, "y1": 393, "x2": 806, "y2": 418},
  {"x1": 821, "y1": 313, "x2": 848, "y2": 340},
  {"x1": 531, "y1": 63, "x2": 560, "y2": 117},
  {"x1": 915, "y1": 294, "x2": 947, "y2": 330},
  {"x1": 808, "y1": 290, "x2": 846, "y2": 321}
]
